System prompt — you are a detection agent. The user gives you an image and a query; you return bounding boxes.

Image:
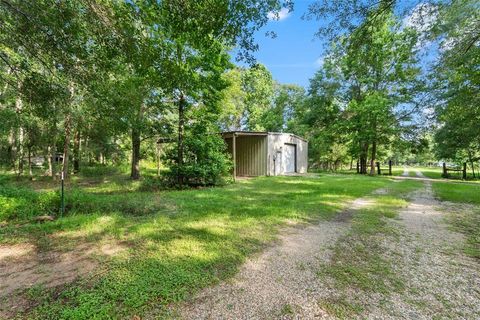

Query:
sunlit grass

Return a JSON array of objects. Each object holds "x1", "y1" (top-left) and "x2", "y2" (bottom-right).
[
  {"x1": 432, "y1": 182, "x2": 480, "y2": 259},
  {"x1": 433, "y1": 182, "x2": 480, "y2": 205},
  {"x1": 415, "y1": 166, "x2": 443, "y2": 179},
  {"x1": 0, "y1": 172, "x2": 396, "y2": 319}
]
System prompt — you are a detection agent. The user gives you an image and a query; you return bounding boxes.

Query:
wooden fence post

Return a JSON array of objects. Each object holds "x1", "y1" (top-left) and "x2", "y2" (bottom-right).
[
  {"x1": 232, "y1": 133, "x2": 236, "y2": 181},
  {"x1": 442, "y1": 162, "x2": 447, "y2": 178},
  {"x1": 388, "y1": 160, "x2": 392, "y2": 176},
  {"x1": 463, "y1": 162, "x2": 467, "y2": 180},
  {"x1": 356, "y1": 161, "x2": 359, "y2": 174},
  {"x1": 376, "y1": 162, "x2": 381, "y2": 175}
]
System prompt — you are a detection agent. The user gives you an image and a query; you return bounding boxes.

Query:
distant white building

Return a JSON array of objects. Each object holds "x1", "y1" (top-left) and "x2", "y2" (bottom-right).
[{"x1": 222, "y1": 131, "x2": 308, "y2": 177}]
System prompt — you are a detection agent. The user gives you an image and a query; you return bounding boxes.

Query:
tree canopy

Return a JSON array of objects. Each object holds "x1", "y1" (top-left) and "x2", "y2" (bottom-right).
[{"x1": 0, "y1": 0, "x2": 478, "y2": 181}]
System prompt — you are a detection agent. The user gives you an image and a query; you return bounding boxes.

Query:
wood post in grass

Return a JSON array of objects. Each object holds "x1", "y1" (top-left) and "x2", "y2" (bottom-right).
[
  {"x1": 376, "y1": 162, "x2": 381, "y2": 175},
  {"x1": 388, "y1": 160, "x2": 392, "y2": 176},
  {"x1": 442, "y1": 162, "x2": 467, "y2": 180},
  {"x1": 232, "y1": 133, "x2": 236, "y2": 182}
]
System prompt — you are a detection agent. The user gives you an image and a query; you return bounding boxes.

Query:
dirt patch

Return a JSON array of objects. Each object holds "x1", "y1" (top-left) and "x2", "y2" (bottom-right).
[
  {"x1": 175, "y1": 192, "x2": 380, "y2": 320},
  {"x1": 332, "y1": 197, "x2": 376, "y2": 222},
  {"x1": 0, "y1": 240, "x2": 128, "y2": 319},
  {"x1": 0, "y1": 244, "x2": 35, "y2": 261}
]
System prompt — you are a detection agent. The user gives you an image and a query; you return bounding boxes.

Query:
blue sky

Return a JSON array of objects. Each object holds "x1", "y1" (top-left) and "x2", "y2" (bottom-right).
[
  {"x1": 237, "y1": 1, "x2": 436, "y2": 89},
  {"x1": 241, "y1": 1, "x2": 327, "y2": 88}
]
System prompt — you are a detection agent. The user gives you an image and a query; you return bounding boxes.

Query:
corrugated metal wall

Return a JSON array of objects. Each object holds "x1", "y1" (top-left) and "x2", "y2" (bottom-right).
[{"x1": 236, "y1": 136, "x2": 267, "y2": 176}]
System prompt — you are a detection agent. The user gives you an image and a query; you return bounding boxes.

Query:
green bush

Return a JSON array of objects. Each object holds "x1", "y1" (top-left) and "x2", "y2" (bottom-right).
[
  {"x1": 139, "y1": 175, "x2": 169, "y2": 191},
  {"x1": 0, "y1": 184, "x2": 59, "y2": 220},
  {"x1": 162, "y1": 123, "x2": 232, "y2": 187}
]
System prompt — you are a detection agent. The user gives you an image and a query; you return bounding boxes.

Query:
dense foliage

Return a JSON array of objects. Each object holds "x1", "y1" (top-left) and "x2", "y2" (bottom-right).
[
  {"x1": 0, "y1": 0, "x2": 292, "y2": 185},
  {"x1": 0, "y1": 0, "x2": 478, "y2": 182},
  {"x1": 300, "y1": 0, "x2": 479, "y2": 175}
]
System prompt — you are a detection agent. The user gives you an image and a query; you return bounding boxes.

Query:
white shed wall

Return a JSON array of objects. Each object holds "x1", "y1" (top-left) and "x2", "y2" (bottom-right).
[{"x1": 267, "y1": 133, "x2": 308, "y2": 176}]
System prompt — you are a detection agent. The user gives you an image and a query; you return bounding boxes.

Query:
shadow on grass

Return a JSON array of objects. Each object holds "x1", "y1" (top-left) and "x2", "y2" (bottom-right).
[{"x1": 2, "y1": 174, "x2": 394, "y2": 319}]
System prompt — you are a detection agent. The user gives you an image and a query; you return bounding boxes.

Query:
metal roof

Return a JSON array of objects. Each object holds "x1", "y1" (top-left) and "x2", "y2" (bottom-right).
[{"x1": 221, "y1": 131, "x2": 307, "y2": 142}]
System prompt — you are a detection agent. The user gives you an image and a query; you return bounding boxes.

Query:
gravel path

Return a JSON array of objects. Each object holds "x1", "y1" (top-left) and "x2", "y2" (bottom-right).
[
  {"x1": 177, "y1": 173, "x2": 480, "y2": 319},
  {"x1": 178, "y1": 195, "x2": 378, "y2": 319},
  {"x1": 402, "y1": 167, "x2": 410, "y2": 177},
  {"x1": 381, "y1": 171, "x2": 480, "y2": 318}
]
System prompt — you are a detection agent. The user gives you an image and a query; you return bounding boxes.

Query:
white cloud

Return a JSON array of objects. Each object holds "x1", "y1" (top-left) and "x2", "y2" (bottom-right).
[
  {"x1": 314, "y1": 57, "x2": 324, "y2": 68},
  {"x1": 403, "y1": 3, "x2": 438, "y2": 49},
  {"x1": 403, "y1": 3, "x2": 437, "y2": 33},
  {"x1": 267, "y1": 8, "x2": 291, "y2": 21}
]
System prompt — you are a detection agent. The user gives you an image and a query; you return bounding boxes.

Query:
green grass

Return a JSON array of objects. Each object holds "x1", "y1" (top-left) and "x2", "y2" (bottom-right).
[
  {"x1": 432, "y1": 182, "x2": 480, "y2": 259},
  {"x1": 317, "y1": 179, "x2": 423, "y2": 318},
  {"x1": 433, "y1": 182, "x2": 480, "y2": 205},
  {"x1": 415, "y1": 166, "x2": 443, "y2": 179},
  {"x1": 390, "y1": 166, "x2": 406, "y2": 176},
  {"x1": 415, "y1": 165, "x2": 479, "y2": 182},
  {"x1": 0, "y1": 172, "x2": 393, "y2": 319}
]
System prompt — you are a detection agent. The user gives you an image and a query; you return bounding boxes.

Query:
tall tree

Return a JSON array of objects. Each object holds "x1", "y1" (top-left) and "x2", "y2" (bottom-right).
[
  {"x1": 301, "y1": 6, "x2": 421, "y2": 173},
  {"x1": 432, "y1": 0, "x2": 480, "y2": 174}
]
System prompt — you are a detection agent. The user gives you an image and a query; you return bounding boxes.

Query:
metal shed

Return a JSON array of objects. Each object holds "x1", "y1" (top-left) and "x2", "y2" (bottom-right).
[{"x1": 222, "y1": 131, "x2": 308, "y2": 178}]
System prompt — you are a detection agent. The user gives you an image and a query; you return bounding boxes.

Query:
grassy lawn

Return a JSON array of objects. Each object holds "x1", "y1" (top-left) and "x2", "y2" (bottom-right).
[
  {"x1": 0, "y1": 171, "x2": 393, "y2": 319},
  {"x1": 414, "y1": 166, "x2": 443, "y2": 179},
  {"x1": 432, "y1": 182, "x2": 480, "y2": 259},
  {"x1": 415, "y1": 165, "x2": 480, "y2": 182},
  {"x1": 433, "y1": 182, "x2": 480, "y2": 205},
  {"x1": 390, "y1": 166, "x2": 406, "y2": 176}
]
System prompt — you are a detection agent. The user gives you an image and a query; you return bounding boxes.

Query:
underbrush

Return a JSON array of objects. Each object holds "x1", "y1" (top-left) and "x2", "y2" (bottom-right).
[
  {"x1": 0, "y1": 182, "x2": 169, "y2": 222},
  {"x1": 0, "y1": 184, "x2": 59, "y2": 220},
  {"x1": 79, "y1": 164, "x2": 128, "y2": 177}
]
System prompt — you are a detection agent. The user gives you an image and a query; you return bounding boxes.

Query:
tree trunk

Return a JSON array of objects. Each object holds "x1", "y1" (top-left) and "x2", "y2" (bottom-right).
[
  {"x1": 130, "y1": 127, "x2": 141, "y2": 180},
  {"x1": 85, "y1": 136, "x2": 91, "y2": 165},
  {"x1": 46, "y1": 145, "x2": 54, "y2": 177},
  {"x1": 62, "y1": 113, "x2": 72, "y2": 179},
  {"x1": 27, "y1": 146, "x2": 33, "y2": 179},
  {"x1": 17, "y1": 127, "x2": 24, "y2": 175},
  {"x1": 8, "y1": 129, "x2": 17, "y2": 174},
  {"x1": 359, "y1": 143, "x2": 369, "y2": 174},
  {"x1": 177, "y1": 95, "x2": 186, "y2": 187},
  {"x1": 156, "y1": 142, "x2": 162, "y2": 177},
  {"x1": 73, "y1": 130, "x2": 80, "y2": 174},
  {"x1": 468, "y1": 150, "x2": 476, "y2": 178},
  {"x1": 370, "y1": 141, "x2": 377, "y2": 175},
  {"x1": 16, "y1": 92, "x2": 24, "y2": 176},
  {"x1": 130, "y1": 102, "x2": 145, "y2": 180},
  {"x1": 46, "y1": 120, "x2": 57, "y2": 178}
]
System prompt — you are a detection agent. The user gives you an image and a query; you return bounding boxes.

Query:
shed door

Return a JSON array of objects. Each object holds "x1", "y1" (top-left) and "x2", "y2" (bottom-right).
[{"x1": 284, "y1": 144, "x2": 296, "y2": 173}]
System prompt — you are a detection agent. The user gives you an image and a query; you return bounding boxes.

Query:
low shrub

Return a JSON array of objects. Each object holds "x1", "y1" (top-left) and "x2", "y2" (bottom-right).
[
  {"x1": 139, "y1": 175, "x2": 169, "y2": 191},
  {"x1": 0, "y1": 184, "x2": 59, "y2": 220}
]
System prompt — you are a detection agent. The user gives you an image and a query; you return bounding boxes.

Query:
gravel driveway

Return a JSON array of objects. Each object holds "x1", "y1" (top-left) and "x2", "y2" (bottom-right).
[
  {"x1": 175, "y1": 173, "x2": 480, "y2": 319},
  {"x1": 178, "y1": 196, "x2": 378, "y2": 319}
]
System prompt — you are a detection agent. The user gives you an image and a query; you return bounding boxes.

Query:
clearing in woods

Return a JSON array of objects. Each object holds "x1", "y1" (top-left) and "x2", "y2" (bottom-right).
[
  {"x1": 1, "y1": 171, "x2": 479, "y2": 319},
  {"x1": 178, "y1": 169, "x2": 480, "y2": 319}
]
